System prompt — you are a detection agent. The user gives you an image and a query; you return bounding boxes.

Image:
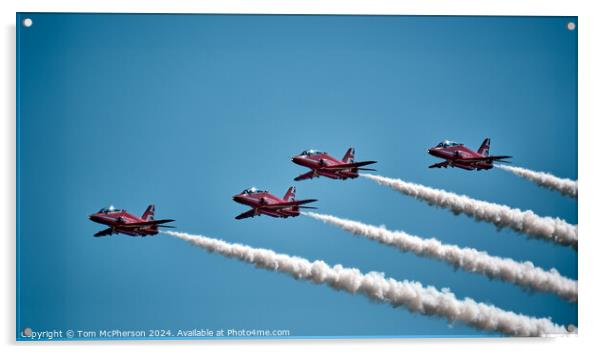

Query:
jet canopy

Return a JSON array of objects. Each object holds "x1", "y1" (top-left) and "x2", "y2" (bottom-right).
[
  {"x1": 300, "y1": 149, "x2": 324, "y2": 156},
  {"x1": 98, "y1": 205, "x2": 122, "y2": 213},
  {"x1": 241, "y1": 187, "x2": 267, "y2": 194},
  {"x1": 436, "y1": 140, "x2": 462, "y2": 148}
]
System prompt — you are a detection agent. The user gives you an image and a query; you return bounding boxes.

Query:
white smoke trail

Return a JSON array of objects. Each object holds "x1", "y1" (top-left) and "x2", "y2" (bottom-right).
[
  {"x1": 495, "y1": 165, "x2": 577, "y2": 199},
  {"x1": 303, "y1": 212, "x2": 577, "y2": 302},
  {"x1": 164, "y1": 230, "x2": 570, "y2": 336},
  {"x1": 361, "y1": 174, "x2": 577, "y2": 248}
]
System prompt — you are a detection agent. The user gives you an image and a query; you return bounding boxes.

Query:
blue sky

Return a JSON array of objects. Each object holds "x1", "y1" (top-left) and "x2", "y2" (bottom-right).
[{"x1": 17, "y1": 14, "x2": 577, "y2": 339}]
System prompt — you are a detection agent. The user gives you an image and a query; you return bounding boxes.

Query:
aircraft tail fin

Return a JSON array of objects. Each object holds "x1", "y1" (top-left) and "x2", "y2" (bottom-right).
[
  {"x1": 342, "y1": 147, "x2": 355, "y2": 163},
  {"x1": 142, "y1": 204, "x2": 155, "y2": 221},
  {"x1": 478, "y1": 138, "x2": 490, "y2": 156},
  {"x1": 283, "y1": 186, "x2": 296, "y2": 201}
]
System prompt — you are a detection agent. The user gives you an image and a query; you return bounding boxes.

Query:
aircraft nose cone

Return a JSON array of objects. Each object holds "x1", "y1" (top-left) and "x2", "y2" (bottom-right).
[{"x1": 292, "y1": 156, "x2": 302, "y2": 164}]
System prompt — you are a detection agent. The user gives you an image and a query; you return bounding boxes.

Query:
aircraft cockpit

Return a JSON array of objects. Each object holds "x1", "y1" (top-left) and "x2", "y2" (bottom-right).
[
  {"x1": 436, "y1": 140, "x2": 462, "y2": 148},
  {"x1": 300, "y1": 149, "x2": 324, "y2": 156},
  {"x1": 98, "y1": 205, "x2": 122, "y2": 213},
  {"x1": 241, "y1": 187, "x2": 267, "y2": 195}
]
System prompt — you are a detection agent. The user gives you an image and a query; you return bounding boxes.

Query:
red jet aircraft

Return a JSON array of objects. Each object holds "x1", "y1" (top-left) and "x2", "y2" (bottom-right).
[
  {"x1": 232, "y1": 186, "x2": 317, "y2": 220},
  {"x1": 427, "y1": 138, "x2": 511, "y2": 170},
  {"x1": 88, "y1": 204, "x2": 175, "y2": 237},
  {"x1": 291, "y1": 148, "x2": 377, "y2": 181}
]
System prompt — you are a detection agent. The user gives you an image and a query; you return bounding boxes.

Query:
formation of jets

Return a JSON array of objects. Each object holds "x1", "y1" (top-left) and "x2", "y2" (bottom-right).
[
  {"x1": 89, "y1": 139, "x2": 511, "y2": 235},
  {"x1": 232, "y1": 147, "x2": 375, "y2": 220}
]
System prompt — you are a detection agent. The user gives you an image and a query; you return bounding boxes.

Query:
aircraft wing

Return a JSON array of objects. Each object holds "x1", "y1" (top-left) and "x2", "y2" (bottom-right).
[
  {"x1": 235, "y1": 209, "x2": 257, "y2": 220},
  {"x1": 294, "y1": 171, "x2": 316, "y2": 181},
  {"x1": 461, "y1": 155, "x2": 512, "y2": 163},
  {"x1": 119, "y1": 219, "x2": 175, "y2": 228},
  {"x1": 262, "y1": 199, "x2": 318, "y2": 209},
  {"x1": 429, "y1": 161, "x2": 449, "y2": 168},
  {"x1": 319, "y1": 160, "x2": 377, "y2": 170},
  {"x1": 94, "y1": 228, "x2": 113, "y2": 237}
]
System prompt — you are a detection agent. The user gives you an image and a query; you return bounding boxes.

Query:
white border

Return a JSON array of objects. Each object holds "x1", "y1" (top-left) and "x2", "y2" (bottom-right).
[{"x1": 2, "y1": 1, "x2": 600, "y2": 353}]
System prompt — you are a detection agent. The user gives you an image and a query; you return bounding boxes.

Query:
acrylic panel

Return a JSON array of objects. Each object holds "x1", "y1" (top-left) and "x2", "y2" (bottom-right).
[{"x1": 16, "y1": 13, "x2": 577, "y2": 341}]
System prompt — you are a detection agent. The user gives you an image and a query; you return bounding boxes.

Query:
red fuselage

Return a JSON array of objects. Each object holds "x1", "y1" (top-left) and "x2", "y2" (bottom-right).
[
  {"x1": 89, "y1": 205, "x2": 174, "y2": 237},
  {"x1": 428, "y1": 144, "x2": 493, "y2": 170},
  {"x1": 232, "y1": 191, "x2": 301, "y2": 218},
  {"x1": 89, "y1": 210, "x2": 159, "y2": 236},
  {"x1": 292, "y1": 153, "x2": 359, "y2": 180},
  {"x1": 291, "y1": 148, "x2": 376, "y2": 181},
  {"x1": 232, "y1": 187, "x2": 317, "y2": 220}
]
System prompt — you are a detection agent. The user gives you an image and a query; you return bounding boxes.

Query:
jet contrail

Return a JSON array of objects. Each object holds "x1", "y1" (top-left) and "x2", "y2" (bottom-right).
[
  {"x1": 303, "y1": 212, "x2": 577, "y2": 302},
  {"x1": 164, "y1": 230, "x2": 571, "y2": 336},
  {"x1": 361, "y1": 174, "x2": 577, "y2": 248},
  {"x1": 495, "y1": 165, "x2": 577, "y2": 199}
]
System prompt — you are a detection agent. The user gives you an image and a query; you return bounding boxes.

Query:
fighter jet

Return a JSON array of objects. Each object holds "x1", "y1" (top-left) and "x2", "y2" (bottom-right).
[
  {"x1": 291, "y1": 147, "x2": 377, "y2": 181},
  {"x1": 232, "y1": 186, "x2": 317, "y2": 220},
  {"x1": 427, "y1": 138, "x2": 511, "y2": 170},
  {"x1": 88, "y1": 204, "x2": 175, "y2": 237}
]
